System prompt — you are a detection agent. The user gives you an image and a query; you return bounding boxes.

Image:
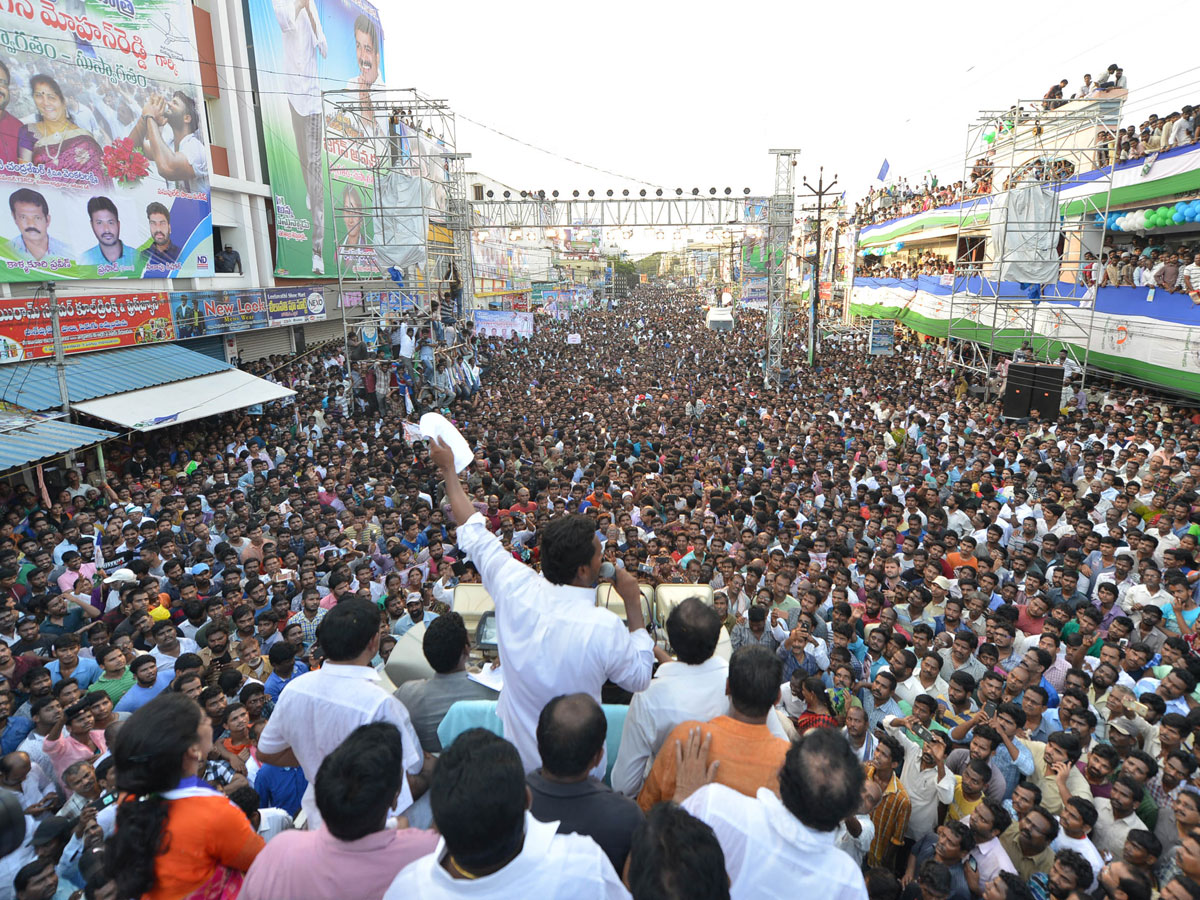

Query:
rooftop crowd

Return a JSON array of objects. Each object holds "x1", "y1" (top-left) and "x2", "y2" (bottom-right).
[
  {"x1": 855, "y1": 63, "x2": 1200, "y2": 228},
  {"x1": 2, "y1": 283, "x2": 1200, "y2": 898}
]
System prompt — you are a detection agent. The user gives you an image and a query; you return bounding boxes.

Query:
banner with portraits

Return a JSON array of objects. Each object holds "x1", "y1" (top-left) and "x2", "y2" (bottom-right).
[
  {"x1": 0, "y1": 0, "x2": 213, "y2": 281},
  {"x1": 247, "y1": 0, "x2": 388, "y2": 279}
]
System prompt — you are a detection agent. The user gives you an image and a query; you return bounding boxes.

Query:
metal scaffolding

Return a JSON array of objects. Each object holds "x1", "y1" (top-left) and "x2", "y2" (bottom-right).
[
  {"x1": 945, "y1": 94, "x2": 1122, "y2": 394},
  {"x1": 321, "y1": 87, "x2": 463, "y2": 341}
]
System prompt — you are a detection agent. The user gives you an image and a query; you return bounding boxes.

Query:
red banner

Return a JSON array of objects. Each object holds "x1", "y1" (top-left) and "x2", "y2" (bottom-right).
[{"x1": 0, "y1": 293, "x2": 175, "y2": 363}]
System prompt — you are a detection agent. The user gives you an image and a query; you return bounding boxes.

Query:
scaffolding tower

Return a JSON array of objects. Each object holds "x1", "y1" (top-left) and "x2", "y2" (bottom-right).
[
  {"x1": 945, "y1": 94, "x2": 1122, "y2": 394},
  {"x1": 322, "y1": 87, "x2": 464, "y2": 343}
]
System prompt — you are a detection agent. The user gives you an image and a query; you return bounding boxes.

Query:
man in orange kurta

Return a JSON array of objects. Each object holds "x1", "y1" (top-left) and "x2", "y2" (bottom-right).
[{"x1": 636, "y1": 645, "x2": 789, "y2": 810}]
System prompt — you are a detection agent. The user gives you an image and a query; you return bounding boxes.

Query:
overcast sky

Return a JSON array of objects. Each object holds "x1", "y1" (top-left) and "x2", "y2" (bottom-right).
[{"x1": 380, "y1": 0, "x2": 1198, "y2": 252}]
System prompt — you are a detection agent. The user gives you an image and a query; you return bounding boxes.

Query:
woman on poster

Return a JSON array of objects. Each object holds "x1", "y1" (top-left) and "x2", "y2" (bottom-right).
[{"x1": 18, "y1": 75, "x2": 112, "y2": 189}]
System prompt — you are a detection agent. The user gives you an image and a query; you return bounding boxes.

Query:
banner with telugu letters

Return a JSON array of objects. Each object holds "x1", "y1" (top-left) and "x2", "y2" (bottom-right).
[
  {"x1": 0, "y1": 292, "x2": 173, "y2": 360},
  {"x1": 0, "y1": 0, "x2": 213, "y2": 280}
]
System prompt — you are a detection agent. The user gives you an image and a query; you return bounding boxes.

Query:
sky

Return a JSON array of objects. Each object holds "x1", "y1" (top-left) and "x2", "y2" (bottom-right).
[{"x1": 379, "y1": 0, "x2": 1199, "y2": 253}]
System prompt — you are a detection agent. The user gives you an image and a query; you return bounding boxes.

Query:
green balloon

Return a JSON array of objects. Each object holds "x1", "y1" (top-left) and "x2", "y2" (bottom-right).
[{"x1": 983, "y1": 131, "x2": 996, "y2": 144}]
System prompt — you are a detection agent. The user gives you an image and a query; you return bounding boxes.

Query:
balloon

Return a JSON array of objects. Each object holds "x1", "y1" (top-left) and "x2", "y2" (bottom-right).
[
  {"x1": 983, "y1": 131, "x2": 996, "y2": 144},
  {"x1": 1174, "y1": 212, "x2": 1185, "y2": 224},
  {"x1": 1177, "y1": 202, "x2": 1188, "y2": 212},
  {"x1": 1187, "y1": 211, "x2": 1197, "y2": 222}
]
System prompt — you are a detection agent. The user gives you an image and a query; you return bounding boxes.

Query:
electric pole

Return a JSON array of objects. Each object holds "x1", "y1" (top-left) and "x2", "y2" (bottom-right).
[{"x1": 799, "y1": 168, "x2": 838, "y2": 366}]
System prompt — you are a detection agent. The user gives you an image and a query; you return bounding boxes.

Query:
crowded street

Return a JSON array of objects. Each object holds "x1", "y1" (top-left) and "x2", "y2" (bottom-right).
[{"x1": 3, "y1": 281, "x2": 1200, "y2": 899}]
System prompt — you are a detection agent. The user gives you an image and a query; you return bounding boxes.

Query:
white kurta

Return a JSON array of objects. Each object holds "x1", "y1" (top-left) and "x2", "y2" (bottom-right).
[
  {"x1": 456, "y1": 513, "x2": 654, "y2": 776},
  {"x1": 257, "y1": 663, "x2": 423, "y2": 826},
  {"x1": 383, "y1": 812, "x2": 628, "y2": 899},
  {"x1": 684, "y1": 784, "x2": 869, "y2": 900}
]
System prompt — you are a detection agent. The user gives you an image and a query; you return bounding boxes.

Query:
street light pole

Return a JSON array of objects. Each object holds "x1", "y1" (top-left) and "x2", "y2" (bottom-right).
[
  {"x1": 46, "y1": 282, "x2": 70, "y2": 415},
  {"x1": 800, "y1": 167, "x2": 838, "y2": 366}
]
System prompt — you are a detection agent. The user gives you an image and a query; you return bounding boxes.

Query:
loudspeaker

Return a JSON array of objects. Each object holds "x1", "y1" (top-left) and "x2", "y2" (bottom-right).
[
  {"x1": 1030, "y1": 365, "x2": 1064, "y2": 420},
  {"x1": 1003, "y1": 363, "x2": 1038, "y2": 418}
]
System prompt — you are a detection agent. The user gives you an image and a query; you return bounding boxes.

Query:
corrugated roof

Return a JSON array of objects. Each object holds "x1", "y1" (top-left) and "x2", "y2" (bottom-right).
[
  {"x1": 0, "y1": 419, "x2": 116, "y2": 471},
  {"x1": 0, "y1": 344, "x2": 232, "y2": 411}
]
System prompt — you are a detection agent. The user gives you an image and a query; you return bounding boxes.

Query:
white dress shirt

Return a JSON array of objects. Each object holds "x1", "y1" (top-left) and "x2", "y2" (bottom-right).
[
  {"x1": 1092, "y1": 799, "x2": 1143, "y2": 860},
  {"x1": 882, "y1": 716, "x2": 956, "y2": 840},
  {"x1": 257, "y1": 663, "x2": 423, "y2": 827},
  {"x1": 683, "y1": 784, "x2": 869, "y2": 900},
  {"x1": 896, "y1": 673, "x2": 948, "y2": 707},
  {"x1": 611, "y1": 656, "x2": 731, "y2": 797},
  {"x1": 456, "y1": 513, "x2": 654, "y2": 776},
  {"x1": 383, "y1": 811, "x2": 628, "y2": 900},
  {"x1": 834, "y1": 815, "x2": 876, "y2": 868},
  {"x1": 970, "y1": 834, "x2": 1018, "y2": 885}
]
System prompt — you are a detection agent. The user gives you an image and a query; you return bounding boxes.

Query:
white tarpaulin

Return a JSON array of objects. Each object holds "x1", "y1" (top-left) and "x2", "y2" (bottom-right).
[
  {"x1": 71, "y1": 370, "x2": 295, "y2": 431},
  {"x1": 989, "y1": 184, "x2": 1061, "y2": 284}
]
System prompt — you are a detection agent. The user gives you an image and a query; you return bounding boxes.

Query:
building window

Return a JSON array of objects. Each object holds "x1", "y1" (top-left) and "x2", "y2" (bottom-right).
[{"x1": 472, "y1": 184, "x2": 484, "y2": 201}]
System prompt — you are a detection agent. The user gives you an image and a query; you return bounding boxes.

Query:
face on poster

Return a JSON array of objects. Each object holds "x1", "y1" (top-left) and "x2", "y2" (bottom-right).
[
  {"x1": 0, "y1": 0, "x2": 213, "y2": 281},
  {"x1": 248, "y1": 0, "x2": 390, "y2": 279}
]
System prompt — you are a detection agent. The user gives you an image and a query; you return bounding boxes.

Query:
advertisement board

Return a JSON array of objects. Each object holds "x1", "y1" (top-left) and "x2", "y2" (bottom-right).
[
  {"x1": 473, "y1": 309, "x2": 533, "y2": 339},
  {"x1": 0, "y1": 0, "x2": 213, "y2": 281},
  {"x1": 868, "y1": 318, "x2": 896, "y2": 356},
  {"x1": 266, "y1": 287, "x2": 327, "y2": 325},
  {"x1": 171, "y1": 290, "x2": 268, "y2": 338},
  {"x1": 0, "y1": 292, "x2": 172, "y2": 360},
  {"x1": 246, "y1": 0, "x2": 418, "y2": 279}
]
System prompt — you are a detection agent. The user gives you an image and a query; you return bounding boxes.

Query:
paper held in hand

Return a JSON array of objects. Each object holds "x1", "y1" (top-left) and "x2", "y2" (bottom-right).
[{"x1": 419, "y1": 412, "x2": 474, "y2": 472}]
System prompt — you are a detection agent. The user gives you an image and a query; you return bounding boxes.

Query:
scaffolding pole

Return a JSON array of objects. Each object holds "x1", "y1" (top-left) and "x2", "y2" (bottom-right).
[{"x1": 942, "y1": 94, "x2": 1122, "y2": 399}]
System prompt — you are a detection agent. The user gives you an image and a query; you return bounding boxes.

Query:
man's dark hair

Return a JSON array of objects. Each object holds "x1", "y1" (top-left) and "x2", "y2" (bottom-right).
[
  {"x1": 129, "y1": 654, "x2": 156, "y2": 675},
  {"x1": 1054, "y1": 848, "x2": 1093, "y2": 893},
  {"x1": 145, "y1": 201, "x2": 170, "y2": 222},
  {"x1": 267, "y1": 642, "x2": 296, "y2": 666},
  {"x1": 666, "y1": 597, "x2": 721, "y2": 665},
  {"x1": 779, "y1": 727, "x2": 865, "y2": 831},
  {"x1": 13, "y1": 858, "x2": 55, "y2": 894},
  {"x1": 316, "y1": 597, "x2": 379, "y2": 661},
  {"x1": 979, "y1": 796, "x2": 1011, "y2": 836},
  {"x1": 352, "y1": 13, "x2": 379, "y2": 52},
  {"x1": 539, "y1": 515, "x2": 597, "y2": 585},
  {"x1": 727, "y1": 645, "x2": 782, "y2": 718},
  {"x1": 1047, "y1": 730, "x2": 1082, "y2": 764},
  {"x1": 877, "y1": 732, "x2": 905, "y2": 771},
  {"x1": 866, "y1": 868, "x2": 903, "y2": 900},
  {"x1": 627, "y1": 803, "x2": 729, "y2": 900},
  {"x1": 422, "y1": 612, "x2": 468, "y2": 674},
  {"x1": 171, "y1": 91, "x2": 200, "y2": 135},
  {"x1": 315, "y1": 722, "x2": 406, "y2": 841},
  {"x1": 9, "y1": 188, "x2": 48, "y2": 216},
  {"x1": 996, "y1": 871, "x2": 1036, "y2": 900},
  {"x1": 536, "y1": 693, "x2": 606, "y2": 778},
  {"x1": 86, "y1": 196, "x2": 118, "y2": 220},
  {"x1": 430, "y1": 729, "x2": 527, "y2": 870}
]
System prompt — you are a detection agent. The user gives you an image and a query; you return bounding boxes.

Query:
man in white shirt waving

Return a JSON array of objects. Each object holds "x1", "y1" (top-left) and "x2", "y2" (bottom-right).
[{"x1": 430, "y1": 437, "x2": 663, "y2": 778}]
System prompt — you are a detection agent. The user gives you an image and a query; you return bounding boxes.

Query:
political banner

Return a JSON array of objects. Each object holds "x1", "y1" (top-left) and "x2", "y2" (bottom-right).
[
  {"x1": 266, "y1": 287, "x2": 327, "y2": 326},
  {"x1": 473, "y1": 309, "x2": 533, "y2": 339},
  {"x1": 248, "y1": 0, "x2": 404, "y2": 279},
  {"x1": 0, "y1": 0, "x2": 213, "y2": 281},
  {"x1": 368, "y1": 290, "x2": 417, "y2": 315},
  {"x1": 868, "y1": 318, "x2": 896, "y2": 356},
  {"x1": 171, "y1": 290, "x2": 268, "y2": 338},
  {"x1": 0, "y1": 292, "x2": 173, "y2": 361}
]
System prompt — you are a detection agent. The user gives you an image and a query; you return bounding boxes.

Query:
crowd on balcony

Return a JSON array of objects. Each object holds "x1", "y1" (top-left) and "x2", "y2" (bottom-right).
[
  {"x1": 854, "y1": 62, "x2": 1200, "y2": 230},
  {"x1": 856, "y1": 251, "x2": 955, "y2": 281}
]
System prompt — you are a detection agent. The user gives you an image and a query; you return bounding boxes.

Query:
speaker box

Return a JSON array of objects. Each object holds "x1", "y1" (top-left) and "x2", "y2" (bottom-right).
[
  {"x1": 1030, "y1": 365, "x2": 1064, "y2": 420},
  {"x1": 1003, "y1": 363, "x2": 1038, "y2": 418}
]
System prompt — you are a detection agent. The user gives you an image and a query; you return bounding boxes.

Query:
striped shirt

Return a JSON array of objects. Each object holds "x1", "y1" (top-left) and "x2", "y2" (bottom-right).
[{"x1": 865, "y1": 766, "x2": 911, "y2": 868}]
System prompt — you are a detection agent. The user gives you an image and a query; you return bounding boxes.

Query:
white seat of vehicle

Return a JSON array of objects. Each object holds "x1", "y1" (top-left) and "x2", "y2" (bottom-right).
[
  {"x1": 594, "y1": 582, "x2": 654, "y2": 626},
  {"x1": 453, "y1": 583, "x2": 495, "y2": 635},
  {"x1": 384, "y1": 620, "x2": 435, "y2": 689},
  {"x1": 654, "y1": 583, "x2": 714, "y2": 625}
]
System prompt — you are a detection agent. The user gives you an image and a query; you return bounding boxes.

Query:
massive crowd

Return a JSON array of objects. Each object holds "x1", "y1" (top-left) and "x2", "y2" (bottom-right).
[{"x1": 2, "y1": 283, "x2": 1200, "y2": 899}]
